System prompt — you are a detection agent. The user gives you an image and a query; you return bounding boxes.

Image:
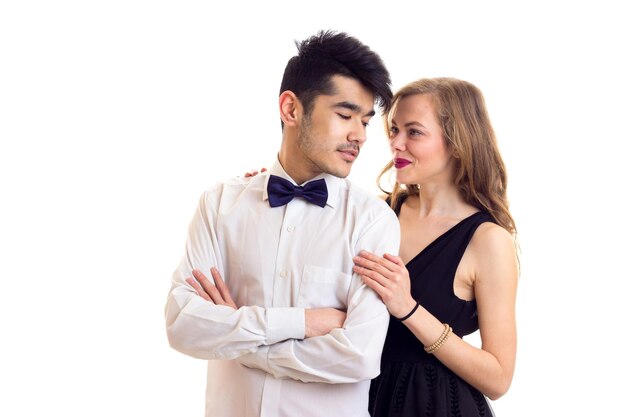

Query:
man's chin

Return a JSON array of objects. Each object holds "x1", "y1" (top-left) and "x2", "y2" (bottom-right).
[
  {"x1": 329, "y1": 166, "x2": 351, "y2": 179},
  {"x1": 315, "y1": 158, "x2": 353, "y2": 178}
]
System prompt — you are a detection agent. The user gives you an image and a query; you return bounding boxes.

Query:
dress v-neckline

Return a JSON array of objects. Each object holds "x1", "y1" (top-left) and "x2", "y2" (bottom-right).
[{"x1": 403, "y1": 211, "x2": 482, "y2": 268}]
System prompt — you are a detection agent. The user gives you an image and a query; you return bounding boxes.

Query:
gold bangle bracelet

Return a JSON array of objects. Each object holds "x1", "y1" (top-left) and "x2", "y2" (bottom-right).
[
  {"x1": 424, "y1": 323, "x2": 452, "y2": 354},
  {"x1": 426, "y1": 329, "x2": 451, "y2": 353}
]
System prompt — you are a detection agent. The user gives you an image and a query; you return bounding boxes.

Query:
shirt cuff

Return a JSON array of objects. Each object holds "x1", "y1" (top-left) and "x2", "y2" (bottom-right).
[{"x1": 266, "y1": 307, "x2": 305, "y2": 345}]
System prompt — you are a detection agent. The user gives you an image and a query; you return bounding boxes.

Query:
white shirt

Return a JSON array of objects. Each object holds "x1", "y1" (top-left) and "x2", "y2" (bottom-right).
[{"x1": 165, "y1": 160, "x2": 401, "y2": 417}]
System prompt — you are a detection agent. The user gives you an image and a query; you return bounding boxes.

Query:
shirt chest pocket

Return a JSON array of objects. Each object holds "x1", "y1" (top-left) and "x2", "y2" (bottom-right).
[{"x1": 297, "y1": 265, "x2": 352, "y2": 309}]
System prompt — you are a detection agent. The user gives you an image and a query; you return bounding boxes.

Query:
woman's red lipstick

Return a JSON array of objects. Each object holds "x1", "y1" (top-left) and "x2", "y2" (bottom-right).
[{"x1": 394, "y1": 158, "x2": 411, "y2": 169}]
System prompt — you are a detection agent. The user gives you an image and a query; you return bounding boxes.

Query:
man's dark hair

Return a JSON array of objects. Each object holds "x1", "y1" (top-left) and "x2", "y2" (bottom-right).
[{"x1": 280, "y1": 30, "x2": 392, "y2": 117}]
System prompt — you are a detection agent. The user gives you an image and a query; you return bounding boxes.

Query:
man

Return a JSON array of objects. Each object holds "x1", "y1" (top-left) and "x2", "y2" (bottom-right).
[{"x1": 165, "y1": 30, "x2": 401, "y2": 417}]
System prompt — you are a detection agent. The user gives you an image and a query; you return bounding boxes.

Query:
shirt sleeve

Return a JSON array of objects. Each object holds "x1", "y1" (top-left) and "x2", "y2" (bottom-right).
[
  {"x1": 164, "y1": 189, "x2": 306, "y2": 360},
  {"x1": 235, "y1": 210, "x2": 401, "y2": 383}
]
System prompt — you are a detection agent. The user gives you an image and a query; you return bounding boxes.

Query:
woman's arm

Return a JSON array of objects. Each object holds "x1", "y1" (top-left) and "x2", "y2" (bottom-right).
[{"x1": 354, "y1": 222, "x2": 518, "y2": 400}]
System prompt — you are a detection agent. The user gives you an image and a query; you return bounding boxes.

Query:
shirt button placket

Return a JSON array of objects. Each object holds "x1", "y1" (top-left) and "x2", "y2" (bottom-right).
[{"x1": 273, "y1": 202, "x2": 298, "y2": 307}]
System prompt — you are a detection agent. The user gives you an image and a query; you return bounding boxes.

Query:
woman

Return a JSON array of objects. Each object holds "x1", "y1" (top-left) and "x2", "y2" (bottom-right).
[{"x1": 353, "y1": 78, "x2": 518, "y2": 416}]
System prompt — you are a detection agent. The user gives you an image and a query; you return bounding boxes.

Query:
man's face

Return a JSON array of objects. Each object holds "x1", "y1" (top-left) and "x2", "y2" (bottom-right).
[{"x1": 296, "y1": 75, "x2": 375, "y2": 179}]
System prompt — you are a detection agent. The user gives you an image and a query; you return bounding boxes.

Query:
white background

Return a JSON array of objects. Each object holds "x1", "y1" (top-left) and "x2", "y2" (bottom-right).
[{"x1": 1, "y1": 1, "x2": 624, "y2": 415}]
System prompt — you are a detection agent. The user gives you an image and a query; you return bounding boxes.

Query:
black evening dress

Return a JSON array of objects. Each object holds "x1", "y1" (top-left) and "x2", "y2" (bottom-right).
[{"x1": 369, "y1": 203, "x2": 496, "y2": 417}]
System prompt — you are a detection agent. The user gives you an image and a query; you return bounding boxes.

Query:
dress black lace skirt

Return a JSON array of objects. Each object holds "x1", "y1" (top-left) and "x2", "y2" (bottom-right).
[{"x1": 369, "y1": 360, "x2": 494, "y2": 417}]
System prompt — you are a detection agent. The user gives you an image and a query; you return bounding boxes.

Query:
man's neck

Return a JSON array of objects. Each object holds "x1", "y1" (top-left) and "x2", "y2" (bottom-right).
[{"x1": 277, "y1": 152, "x2": 316, "y2": 185}]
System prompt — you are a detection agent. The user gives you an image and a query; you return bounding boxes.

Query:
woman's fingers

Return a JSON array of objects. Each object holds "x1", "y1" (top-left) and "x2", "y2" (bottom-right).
[
  {"x1": 357, "y1": 250, "x2": 401, "y2": 272},
  {"x1": 354, "y1": 252, "x2": 414, "y2": 317},
  {"x1": 383, "y1": 252, "x2": 404, "y2": 266},
  {"x1": 353, "y1": 255, "x2": 388, "y2": 278},
  {"x1": 354, "y1": 251, "x2": 410, "y2": 292},
  {"x1": 353, "y1": 263, "x2": 387, "y2": 286},
  {"x1": 360, "y1": 273, "x2": 391, "y2": 299},
  {"x1": 244, "y1": 167, "x2": 267, "y2": 177}
]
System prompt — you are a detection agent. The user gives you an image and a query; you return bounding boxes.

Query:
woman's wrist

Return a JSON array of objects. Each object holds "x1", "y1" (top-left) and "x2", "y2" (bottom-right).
[{"x1": 394, "y1": 299, "x2": 420, "y2": 321}]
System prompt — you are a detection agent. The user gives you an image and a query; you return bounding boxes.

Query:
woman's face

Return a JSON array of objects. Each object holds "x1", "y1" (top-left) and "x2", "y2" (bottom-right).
[{"x1": 389, "y1": 94, "x2": 454, "y2": 186}]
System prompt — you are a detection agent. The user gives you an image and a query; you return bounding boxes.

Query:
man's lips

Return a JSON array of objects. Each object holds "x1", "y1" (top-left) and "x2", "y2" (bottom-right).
[
  {"x1": 338, "y1": 148, "x2": 359, "y2": 162},
  {"x1": 394, "y1": 158, "x2": 411, "y2": 169}
]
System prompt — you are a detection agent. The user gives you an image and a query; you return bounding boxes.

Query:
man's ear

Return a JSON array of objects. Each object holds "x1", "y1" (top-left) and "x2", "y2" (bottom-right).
[{"x1": 279, "y1": 90, "x2": 301, "y2": 127}]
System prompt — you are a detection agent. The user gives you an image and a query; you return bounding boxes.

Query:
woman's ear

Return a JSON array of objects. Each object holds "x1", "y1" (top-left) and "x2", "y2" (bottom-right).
[{"x1": 279, "y1": 90, "x2": 300, "y2": 127}]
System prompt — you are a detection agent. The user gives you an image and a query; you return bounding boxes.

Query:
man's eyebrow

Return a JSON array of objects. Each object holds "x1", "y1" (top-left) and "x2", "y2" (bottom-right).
[{"x1": 333, "y1": 101, "x2": 376, "y2": 117}]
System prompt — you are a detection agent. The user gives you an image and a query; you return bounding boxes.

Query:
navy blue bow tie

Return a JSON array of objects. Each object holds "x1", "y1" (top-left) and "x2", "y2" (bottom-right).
[{"x1": 267, "y1": 175, "x2": 328, "y2": 208}]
